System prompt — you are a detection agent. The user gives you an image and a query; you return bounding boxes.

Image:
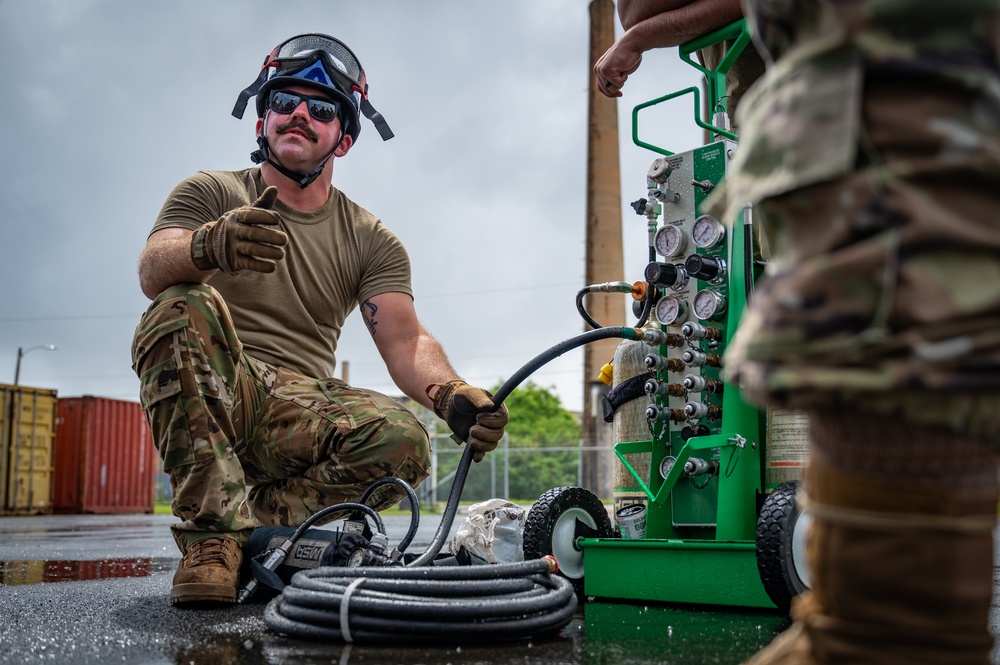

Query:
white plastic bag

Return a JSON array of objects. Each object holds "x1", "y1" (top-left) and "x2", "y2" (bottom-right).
[{"x1": 448, "y1": 498, "x2": 526, "y2": 564}]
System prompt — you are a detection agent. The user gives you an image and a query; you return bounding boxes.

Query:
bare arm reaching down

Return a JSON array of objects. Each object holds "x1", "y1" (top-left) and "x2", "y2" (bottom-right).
[{"x1": 362, "y1": 291, "x2": 508, "y2": 462}]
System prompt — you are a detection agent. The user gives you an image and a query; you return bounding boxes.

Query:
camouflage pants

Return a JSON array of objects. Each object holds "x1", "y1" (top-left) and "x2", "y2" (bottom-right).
[
  {"x1": 131, "y1": 284, "x2": 431, "y2": 553},
  {"x1": 722, "y1": 1, "x2": 1000, "y2": 443}
]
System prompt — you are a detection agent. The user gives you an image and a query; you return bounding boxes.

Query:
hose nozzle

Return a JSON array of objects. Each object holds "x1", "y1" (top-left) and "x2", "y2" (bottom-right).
[{"x1": 237, "y1": 538, "x2": 293, "y2": 604}]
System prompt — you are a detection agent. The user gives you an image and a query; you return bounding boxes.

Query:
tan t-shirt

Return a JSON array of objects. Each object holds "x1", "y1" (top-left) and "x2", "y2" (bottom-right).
[{"x1": 152, "y1": 168, "x2": 412, "y2": 379}]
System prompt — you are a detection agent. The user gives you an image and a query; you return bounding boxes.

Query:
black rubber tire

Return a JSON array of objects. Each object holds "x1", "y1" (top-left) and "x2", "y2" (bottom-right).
[
  {"x1": 755, "y1": 480, "x2": 810, "y2": 613},
  {"x1": 523, "y1": 486, "x2": 613, "y2": 600}
]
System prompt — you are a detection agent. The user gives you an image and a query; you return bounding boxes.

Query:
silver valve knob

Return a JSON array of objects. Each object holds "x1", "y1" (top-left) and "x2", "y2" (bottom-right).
[
  {"x1": 685, "y1": 401, "x2": 710, "y2": 419},
  {"x1": 647, "y1": 158, "x2": 672, "y2": 183},
  {"x1": 645, "y1": 379, "x2": 685, "y2": 397},
  {"x1": 645, "y1": 354, "x2": 685, "y2": 373},
  {"x1": 684, "y1": 402, "x2": 722, "y2": 420},
  {"x1": 682, "y1": 349, "x2": 722, "y2": 368},
  {"x1": 683, "y1": 374, "x2": 707, "y2": 392},
  {"x1": 684, "y1": 457, "x2": 717, "y2": 477},
  {"x1": 683, "y1": 374, "x2": 723, "y2": 394},
  {"x1": 681, "y1": 321, "x2": 723, "y2": 342},
  {"x1": 646, "y1": 404, "x2": 686, "y2": 423}
]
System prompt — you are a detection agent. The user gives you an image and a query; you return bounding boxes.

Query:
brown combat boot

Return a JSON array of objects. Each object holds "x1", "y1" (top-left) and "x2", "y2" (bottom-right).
[
  {"x1": 171, "y1": 536, "x2": 242, "y2": 608},
  {"x1": 746, "y1": 457, "x2": 997, "y2": 665}
]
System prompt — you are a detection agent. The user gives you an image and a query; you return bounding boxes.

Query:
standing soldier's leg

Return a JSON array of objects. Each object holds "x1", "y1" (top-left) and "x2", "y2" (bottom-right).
[
  {"x1": 726, "y1": 2, "x2": 1000, "y2": 661},
  {"x1": 132, "y1": 284, "x2": 260, "y2": 606},
  {"x1": 746, "y1": 415, "x2": 998, "y2": 665}
]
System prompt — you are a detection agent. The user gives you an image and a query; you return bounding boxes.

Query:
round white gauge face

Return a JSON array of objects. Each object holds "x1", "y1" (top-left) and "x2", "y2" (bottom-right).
[
  {"x1": 654, "y1": 225, "x2": 686, "y2": 258},
  {"x1": 692, "y1": 215, "x2": 725, "y2": 249},
  {"x1": 693, "y1": 289, "x2": 727, "y2": 321},
  {"x1": 655, "y1": 296, "x2": 686, "y2": 325},
  {"x1": 660, "y1": 456, "x2": 677, "y2": 479}
]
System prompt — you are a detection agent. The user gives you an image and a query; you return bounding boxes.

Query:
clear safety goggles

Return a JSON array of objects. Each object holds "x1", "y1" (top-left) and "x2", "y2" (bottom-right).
[
  {"x1": 262, "y1": 34, "x2": 365, "y2": 111},
  {"x1": 233, "y1": 33, "x2": 394, "y2": 141}
]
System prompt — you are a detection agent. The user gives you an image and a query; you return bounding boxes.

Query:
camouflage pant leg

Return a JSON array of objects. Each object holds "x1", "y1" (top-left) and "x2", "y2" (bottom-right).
[
  {"x1": 237, "y1": 370, "x2": 431, "y2": 526},
  {"x1": 131, "y1": 284, "x2": 262, "y2": 552},
  {"x1": 722, "y1": 11, "x2": 1000, "y2": 442}
]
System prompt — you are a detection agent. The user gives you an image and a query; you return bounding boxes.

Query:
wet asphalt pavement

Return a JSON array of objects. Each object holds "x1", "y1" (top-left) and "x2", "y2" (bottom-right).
[{"x1": 0, "y1": 513, "x2": 997, "y2": 664}]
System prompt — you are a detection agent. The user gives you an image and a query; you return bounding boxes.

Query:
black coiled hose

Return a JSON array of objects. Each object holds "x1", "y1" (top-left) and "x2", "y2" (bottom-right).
[
  {"x1": 263, "y1": 326, "x2": 644, "y2": 644},
  {"x1": 263, "y1": 559, "x2": 577, "y2": 644}
]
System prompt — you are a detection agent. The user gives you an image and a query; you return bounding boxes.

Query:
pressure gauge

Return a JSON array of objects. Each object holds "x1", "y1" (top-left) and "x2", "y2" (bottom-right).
[
  {"x1": 654, "y1": 224, "x2": 687, "y2": 258},
  {"x1": 655, "y1": 295, "x2": 687, "y2": 326},
  {"x1": 659, "y1": 455, "x2": 678, "y2": 479},
  {"x1": 347, "y1": 548, "x2": 368, "y2": 567},
  {"x1": 692, "y1": 215, "x2": 725, "y2": 249},
  {"x1": 693, "y1": 289, "x2": 727, "y2": 321}
]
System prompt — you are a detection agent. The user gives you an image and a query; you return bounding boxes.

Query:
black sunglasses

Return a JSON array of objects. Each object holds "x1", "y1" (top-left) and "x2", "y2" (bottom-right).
[{"x1": 267, "y1": 90, "x2": 340, "y2": 123}]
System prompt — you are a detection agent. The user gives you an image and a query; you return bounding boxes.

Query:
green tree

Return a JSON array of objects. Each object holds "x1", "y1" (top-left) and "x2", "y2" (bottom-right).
[
  {"x1": 431, "y1": 382, "x2": 583, "y2": 502},
  {"x1": 495, "y1": 381, "x2": 581, "y2": 500},
  {"x1": 495, "y1": 380, "x2": 580, "y2": 448}
]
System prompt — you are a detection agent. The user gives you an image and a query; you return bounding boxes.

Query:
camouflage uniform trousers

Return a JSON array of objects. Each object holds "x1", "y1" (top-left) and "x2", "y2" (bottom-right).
[
  {"x1": 716, "y1": 0, "x2": 1000, "y2": 444},
  {"x1": 131, "y1": 284, "x2": 431, "y2": 553}
]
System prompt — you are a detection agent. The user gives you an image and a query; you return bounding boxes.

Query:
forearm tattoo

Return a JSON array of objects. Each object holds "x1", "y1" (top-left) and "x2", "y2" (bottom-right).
[{"x1": 362, "y1": 299, "x2": 378, "y2": 337}]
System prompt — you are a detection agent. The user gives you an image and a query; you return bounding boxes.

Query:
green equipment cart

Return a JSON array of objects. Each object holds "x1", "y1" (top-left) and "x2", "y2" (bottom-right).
[{"x1": 523, "y1": 20, "x2": 812, "y2": 613}]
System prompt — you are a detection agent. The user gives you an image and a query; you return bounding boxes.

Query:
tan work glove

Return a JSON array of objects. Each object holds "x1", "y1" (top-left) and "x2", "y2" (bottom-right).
[
  {"x1": 190, "y1": 186, "x2": 287, "y2": 275},
  {"x1": 431, "y1": 380, "x2": 509, "y2": 463}
]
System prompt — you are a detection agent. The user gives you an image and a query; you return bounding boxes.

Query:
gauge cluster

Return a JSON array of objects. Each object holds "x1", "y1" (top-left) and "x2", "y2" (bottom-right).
[{"x1": 637, "y1": 140, "x2": 740, "y2": 528}]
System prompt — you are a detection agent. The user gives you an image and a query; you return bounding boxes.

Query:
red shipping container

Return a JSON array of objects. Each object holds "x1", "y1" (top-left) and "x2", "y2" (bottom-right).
[{"x1": 53, "y1": 397, "x2": 157, "y2": 514}]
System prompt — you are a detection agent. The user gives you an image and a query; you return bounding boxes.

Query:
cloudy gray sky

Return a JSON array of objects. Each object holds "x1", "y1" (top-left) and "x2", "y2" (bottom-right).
[{"x1": 0, "y1": 0, "x2": 703, "y2": 412}]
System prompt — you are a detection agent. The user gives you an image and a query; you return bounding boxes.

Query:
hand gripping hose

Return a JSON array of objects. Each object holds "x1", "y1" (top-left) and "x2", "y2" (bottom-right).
[{"x1": 263, "y1": 326, "x2": 647, "y2": 644}]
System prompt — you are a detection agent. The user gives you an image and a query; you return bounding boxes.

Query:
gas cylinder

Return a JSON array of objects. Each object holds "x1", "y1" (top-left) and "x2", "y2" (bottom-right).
[
  {"x1": 610, "y1": 339, "x2": 652, "y2": 523},
  {"x1": 764, "y1": 409, "x2": 809, "y2": 489}
]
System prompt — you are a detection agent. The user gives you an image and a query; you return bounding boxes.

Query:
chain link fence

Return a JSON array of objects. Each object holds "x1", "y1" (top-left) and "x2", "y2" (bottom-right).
[
  {"x1": 154, "y1": 434, "x2": 612, "y2": 509},
  {"x1": 416, "y1": 434, "x2": 613, "y2": 508}
]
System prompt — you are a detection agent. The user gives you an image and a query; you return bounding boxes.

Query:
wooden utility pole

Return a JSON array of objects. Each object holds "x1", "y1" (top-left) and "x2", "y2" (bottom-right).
[{"x1": 582, "y1": 0, "x2": 624, "y2": 498}]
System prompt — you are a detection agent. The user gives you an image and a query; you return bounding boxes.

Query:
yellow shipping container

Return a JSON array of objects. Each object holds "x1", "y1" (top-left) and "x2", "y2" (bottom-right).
[
  {"x1": 0, "y1": 559, "x2": 45, "y2": 586},
  {"x1": 0, "y1": 384, "x2": 56, "y2": 515}
]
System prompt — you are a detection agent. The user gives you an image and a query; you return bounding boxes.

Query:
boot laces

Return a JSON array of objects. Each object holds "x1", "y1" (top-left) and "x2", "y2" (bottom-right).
[{"x1": 187, "y1": 538, "x2": 235, "y2": 566}]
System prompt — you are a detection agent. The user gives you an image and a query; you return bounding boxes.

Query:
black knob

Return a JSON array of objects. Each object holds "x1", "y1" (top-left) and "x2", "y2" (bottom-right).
[
  {"x1": 685, "y1": 254, "x2": 723, "y2": 281},
  {"x1": 644, "y1": 262, "x2": 678, "y2": 286},
  {"x1": 630, "y1": 198, "x2": 649, "y2": 215}
]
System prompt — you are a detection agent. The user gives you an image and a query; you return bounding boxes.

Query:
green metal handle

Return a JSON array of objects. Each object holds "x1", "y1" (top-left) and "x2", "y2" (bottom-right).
[
  {"x1": 614, "y1": 433, "x2": 741, "y2": 507},
  {"x1": 631, "y1": 86, "x2": 737, "y2": 158},
  {"x1": 631, "y1": 18, "x2": 751, "y2": 156}
]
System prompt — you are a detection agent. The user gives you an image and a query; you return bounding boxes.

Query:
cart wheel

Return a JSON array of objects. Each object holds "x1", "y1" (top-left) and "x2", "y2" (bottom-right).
[
  {"x1": 523, "y1": 486, "x2": 613, "y2": 599},
  {"x1": 756, "y1": 480, "x2": 812, "y2": 613}
]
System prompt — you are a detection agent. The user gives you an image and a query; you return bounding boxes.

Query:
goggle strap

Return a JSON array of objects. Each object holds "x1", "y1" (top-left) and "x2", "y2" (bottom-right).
[
  {"x1": 232, "y1": 66, "x2": 270, "y2": 119},
  {"x1": 360, "y1": 98, "x2": 394, "y2": 141}
]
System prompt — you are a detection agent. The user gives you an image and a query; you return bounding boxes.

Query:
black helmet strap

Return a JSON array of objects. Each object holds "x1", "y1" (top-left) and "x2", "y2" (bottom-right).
[
  {"x1": 250, "y1": 116, "x2": 342, "y2": 189},
  {"x1": 360, "y1": 97, "x2": 394, "y2": 141},
  {"x1": 233, "y1": 59, "x2": 271, "y2": 120}
]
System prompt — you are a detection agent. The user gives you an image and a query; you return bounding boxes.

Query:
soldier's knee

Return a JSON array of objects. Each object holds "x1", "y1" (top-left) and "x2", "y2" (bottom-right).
[
  {"x1": 132, "y1": 284, "x2": 239, "y2": 375},
  {"x1": 386, "y1": 410, "x2": 431, "y2": 459},
  {"x1": 144, "y1": 283, "x2": 229, "y2": 320}
]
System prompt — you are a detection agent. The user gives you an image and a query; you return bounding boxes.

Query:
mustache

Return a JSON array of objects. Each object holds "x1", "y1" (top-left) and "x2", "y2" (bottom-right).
[{"x1": 276, "y1": 119, "x2": 318, "y2": 142}]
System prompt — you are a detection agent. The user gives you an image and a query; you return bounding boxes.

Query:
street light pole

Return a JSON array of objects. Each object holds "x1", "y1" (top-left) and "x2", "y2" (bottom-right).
[{"x1": 14, "y1": 345, "x2": 57, "y2": 386}]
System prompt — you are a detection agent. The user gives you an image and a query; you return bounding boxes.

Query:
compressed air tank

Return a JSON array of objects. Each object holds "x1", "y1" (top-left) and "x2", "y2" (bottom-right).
[
  {"x1": 611, "y1": 339, "x2": 652, "y2": 523},
  {"x1": 764, "y1": 409, "x2": 809, "y2": 489}
]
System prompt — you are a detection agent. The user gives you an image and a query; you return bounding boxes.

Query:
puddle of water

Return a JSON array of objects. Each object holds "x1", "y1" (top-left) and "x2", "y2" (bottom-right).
[{"x1": 0, "y1": 557, "x2": 176, "y2": 585}]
